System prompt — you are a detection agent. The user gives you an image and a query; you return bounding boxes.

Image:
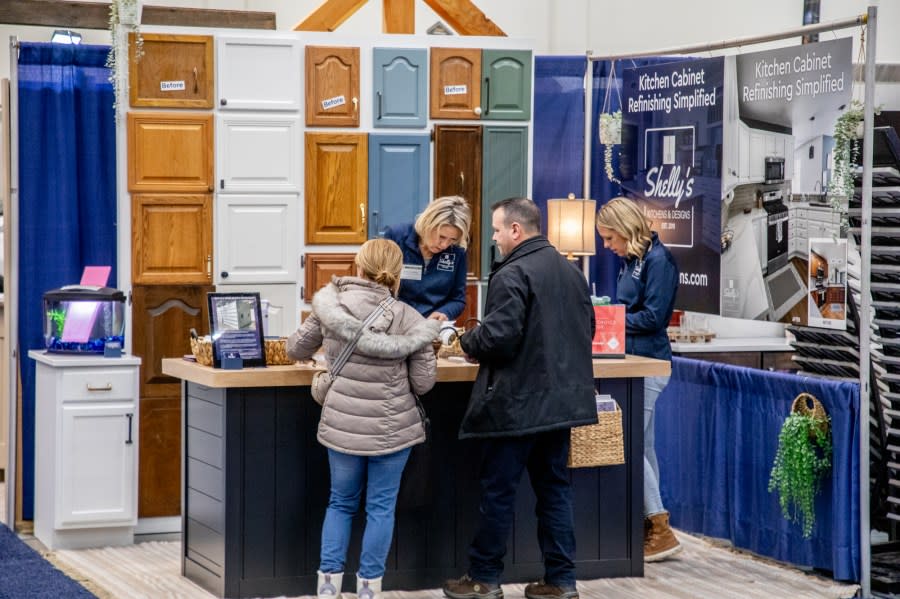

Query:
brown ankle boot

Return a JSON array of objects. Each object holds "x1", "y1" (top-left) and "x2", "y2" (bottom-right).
[{"x1": 644, "y1": 511, "x2": 682, "y2": 562}]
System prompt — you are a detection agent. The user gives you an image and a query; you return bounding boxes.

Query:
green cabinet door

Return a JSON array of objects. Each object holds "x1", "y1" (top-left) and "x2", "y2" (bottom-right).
[
  {"x1": 482, "y1": 126, "x2": 529, "y2": 276},
  {"x1": 481, "y1": 50, "x2": 532, "y2": 121}
]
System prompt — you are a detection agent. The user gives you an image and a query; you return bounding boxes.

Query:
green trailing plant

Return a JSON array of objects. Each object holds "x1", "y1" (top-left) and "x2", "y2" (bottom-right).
[
  {"x1": 767, "y1": 411, "x2": 832, "y2": 538},
  {"x1": 830, "y1": 100, "x2": 865, "y2": 206}
]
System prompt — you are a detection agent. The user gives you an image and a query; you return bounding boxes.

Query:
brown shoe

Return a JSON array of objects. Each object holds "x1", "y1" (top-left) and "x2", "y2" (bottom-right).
[
  {"x1": 644, "y1": 511, "x2": 682, "y2": 562},
  {"x1": 524, "y1": 580, "x2": 579, "y2": 599},
  {"x1": 443, "y1": 575, "x2": 503, "y2": 599}
]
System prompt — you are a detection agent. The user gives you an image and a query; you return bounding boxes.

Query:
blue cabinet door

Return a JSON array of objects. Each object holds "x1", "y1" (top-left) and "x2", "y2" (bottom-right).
[
  {"x1": 368, "y1": 134, "x2": 431, "y2": 238},
  {"x1": 482, "y1": 126, "x2": 528, "y2": 276},
  {"x1": 373, "y1": 48, "x2": 427, "y2": 128},
  {"x1": 481, "y1": 50, "x2": 532, "y2": 121}
]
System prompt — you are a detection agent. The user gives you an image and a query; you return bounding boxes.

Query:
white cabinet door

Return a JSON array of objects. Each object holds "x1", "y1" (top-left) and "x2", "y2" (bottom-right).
[
  {"x1": 738, "y1": 125, "x2": 750, "y2": 182},
  {"x1": 217, "y1": 115, "x2": 301, "y2": 193},
  {"x1": 217, "y1": 36, "x2": 301, "y2": 111},
  {"x1": 219, "y1": 283, "x2": 298, "y2": 337},
  {"x1": 216, "y1": 194, "x2": 299, "y2": 284},
  {"x1": 749, "y1": 131, "x2": 766, "y2": 181},
  {"x1": 58, "y1": 402, "x2": 135, "y2": 527}
]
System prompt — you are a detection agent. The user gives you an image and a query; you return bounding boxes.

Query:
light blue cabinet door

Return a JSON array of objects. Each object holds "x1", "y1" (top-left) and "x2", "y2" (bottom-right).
[
  {"x1": 373, "y1": 48, "x2": 427, "y2": 128},
  {"x1": 482, "y1": 126, "x2": 528, "y2": 276},
  {"x1": 368, "y1": 134, "x2": 431, "y2": 238},
  {"x1": 481, "y1": 50, "x2": 532, "y2": 121}
]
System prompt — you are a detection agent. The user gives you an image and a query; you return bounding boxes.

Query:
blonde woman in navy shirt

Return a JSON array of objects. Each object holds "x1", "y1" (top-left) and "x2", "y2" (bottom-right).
[
  {"x1": 383, "y1": 196, "x2": 472, "y2": 322},
  {"x1": 596, "y1": 196, "x2": 681, "y2": 563}
]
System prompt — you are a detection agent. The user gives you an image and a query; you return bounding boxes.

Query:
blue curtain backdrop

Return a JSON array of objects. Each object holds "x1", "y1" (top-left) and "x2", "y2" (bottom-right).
[
  {"x1": 656, "y1": 357, "x2": 860, "y2": 581},
  {"x1": 533, "y1": 57, "x2": 679, "y2": 298},
  {"x1": 17, "y1": 43, "x2": 117, "y2": 519}
]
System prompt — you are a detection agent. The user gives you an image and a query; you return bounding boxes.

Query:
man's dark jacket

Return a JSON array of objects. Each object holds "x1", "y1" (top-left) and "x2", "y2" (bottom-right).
[{"x1": 458, "y1": 236, "x2": 597, "y2": 439}]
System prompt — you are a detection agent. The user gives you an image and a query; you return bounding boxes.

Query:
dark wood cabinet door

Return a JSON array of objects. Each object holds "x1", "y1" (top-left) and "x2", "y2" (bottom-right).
[
  {"x1": 305, "y1": 45, "x2": 360, "y2": 127},
  {"x1": 434, "y1": 125, "x2": 482, "y2": 278},
  {"x1": 132, "y1": 284, "x2": 213, "y2": 517},
  {"x1": 304, "y1": 253, "x2": 356, "y2": 301}
]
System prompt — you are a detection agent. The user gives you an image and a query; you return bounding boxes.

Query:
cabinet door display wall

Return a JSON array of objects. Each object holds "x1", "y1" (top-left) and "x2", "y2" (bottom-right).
[
  {"x1": 216, "y1": 36, "x2": 302, "y2": 111},
  {"x1": 368, "y1": 134, "x2": 430, "y2": 238},
  {"x1": 306, "y1": 46, "x2": 361, "y2": 127},
  {"x1": 216, "y1": 194, "x2": 299, "y2": 284},
  {"x1": 430, "y1": 48, "x2": 481, "y2": 120},
  {"x1": 129, "y1": 33, "x2": 214, "y2": 109},
  {"x1": 373, "y1": 48, "x2": 427, "y2": 128},
  {"x1": 127, "y1": 113, "x2": 214, "y2": 193},
  {"x1": 434, "y1": 125, "x2": 483, "y2": 279},
  {"x1": 481, "y1": 50, "x2": 532, "y2": 121},
  {"x1": 216, "y1": 115, "x2": 301, "y2": 193},
  {"x1": 305, "y1": 133, "x2": 368, "y2": 244}
]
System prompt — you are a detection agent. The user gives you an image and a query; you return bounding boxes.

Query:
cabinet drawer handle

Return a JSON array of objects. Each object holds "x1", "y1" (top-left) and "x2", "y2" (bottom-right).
[
  {"x1": 192, "y1": 67, "x2": 199, "y2": 94},
  {"x1": 86, "y1": 383, "x2": 113, "y2": 391},
  {"x1": 359, "y1": 203, "x2": 366, "y2": 226},
  {"x1": 126, "y1": 413, "x2": 133, "y2": 445},
  {"x1": 484, "y1": 76, "x2": 490, "y2": 115},
  {"x1": 376, "y1": 91, "x2": 382, "y2": 120}
]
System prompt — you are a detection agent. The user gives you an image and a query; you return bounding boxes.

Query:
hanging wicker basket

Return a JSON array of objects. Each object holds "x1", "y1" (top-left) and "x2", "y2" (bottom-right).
[{"x1": 790, "y1": 392, "x2": 830, "y2": 439}]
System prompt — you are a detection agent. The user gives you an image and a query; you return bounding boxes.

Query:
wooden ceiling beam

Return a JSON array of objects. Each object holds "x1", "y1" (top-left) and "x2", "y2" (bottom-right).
[
  {"x1": 383, "y1": 0, "x2": 414, "y2": 34},
  {"x1": 0, "y1": 0, "x2": 275, "y2": 31},
  {"x1": 421, "y1": 0, "x2": 505, "y2": 36},
  {"x1": 293, "y1": 0, "x2": 368, "y2": 32}
]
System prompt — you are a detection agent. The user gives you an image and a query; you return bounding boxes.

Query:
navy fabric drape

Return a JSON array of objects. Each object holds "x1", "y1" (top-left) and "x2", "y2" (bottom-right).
[
  {"x1": 656, "y1": 357, "x2": 860, "y2": 581},
  {"x1": 17, "y1": 43, "x2": 117, "y2": 519},
  {"x1": 533, "y1": 56, "x2": 679, "y2": 298}
]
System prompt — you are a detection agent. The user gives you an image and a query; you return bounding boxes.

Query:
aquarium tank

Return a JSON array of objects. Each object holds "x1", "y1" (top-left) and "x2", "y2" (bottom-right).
[{"x1": 42, "y1": 286, "x2": 126, "y2": 353}]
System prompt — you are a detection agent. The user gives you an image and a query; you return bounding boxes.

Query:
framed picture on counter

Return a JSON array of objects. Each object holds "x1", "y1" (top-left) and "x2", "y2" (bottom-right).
[{"x1": 207, "y1": 292, "x2": 266, "y2": 368}]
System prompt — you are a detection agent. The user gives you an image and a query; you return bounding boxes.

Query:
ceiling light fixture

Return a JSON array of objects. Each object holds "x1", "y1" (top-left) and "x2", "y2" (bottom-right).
[{"x1": 51, "y1": 29, "x2": 82, "y2": 44}]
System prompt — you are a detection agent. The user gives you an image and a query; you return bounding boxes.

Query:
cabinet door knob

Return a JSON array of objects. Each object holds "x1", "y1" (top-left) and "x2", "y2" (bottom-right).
[
  {"x1": 220, "y1": 98, "x2": 227, "y2": 106},
  {"x1": 221, "y1": 271, "x2": 229, "y2": 279}
]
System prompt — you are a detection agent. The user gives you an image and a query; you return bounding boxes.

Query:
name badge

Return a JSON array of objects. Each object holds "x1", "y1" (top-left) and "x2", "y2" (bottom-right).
[{"x1": 401, "y1": 264, "x2": 423, "y2": 281}]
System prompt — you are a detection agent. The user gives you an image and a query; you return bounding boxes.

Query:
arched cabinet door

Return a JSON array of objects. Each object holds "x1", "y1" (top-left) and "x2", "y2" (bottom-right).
[
  {"x1": 430, "y1": 47, "x2": 481, "y2": 120},
  {"x1": 481, "y1": 49, "x2": 532, "y2": 121},
  {"x1": 373, "y1": 48, "x2": 427, "y2": 128},
  {"x1": 306, "y1": 45, "x2": 360, "y2": 127}
]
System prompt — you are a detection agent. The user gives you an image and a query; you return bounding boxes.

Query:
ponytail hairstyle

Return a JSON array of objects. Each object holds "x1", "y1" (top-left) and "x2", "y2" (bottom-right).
[
  {"x1": 595, "y1": 197, "x2": 653, "y2": 260},
  {"x1": 355, "y1": 238, "x2": 404, "y2": 295}
]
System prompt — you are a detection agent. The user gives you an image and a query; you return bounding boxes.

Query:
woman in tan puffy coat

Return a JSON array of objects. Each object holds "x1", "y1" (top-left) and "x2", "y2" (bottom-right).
[{"x1": 286, "y1": 238, "x2": 439, "y2": 599}]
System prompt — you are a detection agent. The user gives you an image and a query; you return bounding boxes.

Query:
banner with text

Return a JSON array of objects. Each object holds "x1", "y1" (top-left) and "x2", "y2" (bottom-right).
[{"x1": 620, "y1": 56, "x2": 724, "y2": 314}]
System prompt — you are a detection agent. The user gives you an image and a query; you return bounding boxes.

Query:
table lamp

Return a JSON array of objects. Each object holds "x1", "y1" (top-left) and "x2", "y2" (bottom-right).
[{"x1": 547, "y1": 193, "x2": 596, "y2": 261}]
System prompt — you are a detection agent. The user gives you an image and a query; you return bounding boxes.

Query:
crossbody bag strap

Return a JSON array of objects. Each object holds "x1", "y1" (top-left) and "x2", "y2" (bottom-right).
[{"x1": 330, "y1": 296, "x2": 395, "y2": 377}]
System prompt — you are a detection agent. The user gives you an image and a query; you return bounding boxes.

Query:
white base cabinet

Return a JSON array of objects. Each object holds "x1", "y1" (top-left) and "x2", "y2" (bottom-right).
[{"x1": 30, "y1": 351, "x2": 140, "y2": 550}]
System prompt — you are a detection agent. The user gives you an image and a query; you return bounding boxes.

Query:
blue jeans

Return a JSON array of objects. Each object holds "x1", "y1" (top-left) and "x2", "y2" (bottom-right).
[
  {"x1": 644, "y1": 375, "x2": 670, "y2": 516},
  {"x1": 468, "y1": 429, "x2": 576, "y2": 588},
  {"x1": 320, "y1": 447, "x2": 411, "y2": 579}
]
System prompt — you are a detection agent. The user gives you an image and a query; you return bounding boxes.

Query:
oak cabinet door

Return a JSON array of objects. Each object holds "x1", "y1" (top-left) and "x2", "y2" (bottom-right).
[
  {"x1": 304, "y1": 254, "x2": 356, "y2": 301},
  {"x1": 217, "y1": 114, "x2": 301, "y2": 194},
  {"x1": 305, "y1": 46, "x2": 360, "y2": 127},
  {"x1": 216, "y1": 194, "x2": 299, "y2": 285},
  {"x1": 434, "y1": 125, "x2": 482, "y2": 279},
  {"x1": 373, "y1": 48, "x2": 427, "y2": 128},
  {"x1": 482, "y1": 126, "x2": 529, "y2": 275},
  {"x1": 131, "y1": 284, "x2": 212, "y2": 518},
  {"x1": 216, "y1": 36, "x2": 301, "y2": 111},
  {"x1": 430, "y1": 48, "x2": 481, "y2": 120},
  {"x1": 132, "y1": 193, "x2": 213, "y2": 285},
  {"x1": 127, "y1": 113, "x2": 214, "y2": 193},
  {"x1": 481, "y1": 50, "x2": 532, "y2": 121},
  {"x1": 368, "y1": 134, "x2": 430, "y2": 238},
  {"x1": 129, "y1": 33, "x2": 213, "y2": 108},
  {"x1": 305, "y1": 133, "x2": 368, "y2": 244}
]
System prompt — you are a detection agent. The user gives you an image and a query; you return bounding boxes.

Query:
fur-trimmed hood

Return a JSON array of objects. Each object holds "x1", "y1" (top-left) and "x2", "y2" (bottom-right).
[{"x1": 311, "y1": 277, "x2": 440, "y2": 359}]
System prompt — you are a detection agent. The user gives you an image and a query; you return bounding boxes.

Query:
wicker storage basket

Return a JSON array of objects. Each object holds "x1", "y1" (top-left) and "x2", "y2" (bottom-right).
[
  {"x1": 264, "y1": 338, "x2": 295, "y2": 365},
  {"x1": 568, "y1": 404, "x2": 625, "y2": 468},
  {"x1": 190, "y1": 336, "x2": 213, "y2": 367},
  {"x1": 791, "y1": 392, "x2": 829, "y2": 438}
]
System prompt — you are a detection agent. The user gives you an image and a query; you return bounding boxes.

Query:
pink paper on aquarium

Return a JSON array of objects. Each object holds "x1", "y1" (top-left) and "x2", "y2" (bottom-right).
[
  {"x1": 80, "y1": 266, "x2": 111, "y2": 286},
  {"x1": 60, "y1": 266, "x2": 112, "y2": 343}
]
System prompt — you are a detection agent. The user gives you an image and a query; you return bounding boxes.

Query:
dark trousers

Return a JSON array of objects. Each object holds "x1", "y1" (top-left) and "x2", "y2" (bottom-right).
[{"x1": 467, "y1": 428, "x2": 576, "y2": 587}]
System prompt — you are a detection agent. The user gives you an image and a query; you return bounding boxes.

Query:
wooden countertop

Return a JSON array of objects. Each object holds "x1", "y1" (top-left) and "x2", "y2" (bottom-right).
[{"x1": 162, "y1": 355, "x2": 670, "y2": 389}]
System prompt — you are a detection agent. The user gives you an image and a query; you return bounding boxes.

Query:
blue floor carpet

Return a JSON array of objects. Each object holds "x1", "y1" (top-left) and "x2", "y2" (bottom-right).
[{"x1": 0, "y1": 523, "x2": 95, "y2": 598}]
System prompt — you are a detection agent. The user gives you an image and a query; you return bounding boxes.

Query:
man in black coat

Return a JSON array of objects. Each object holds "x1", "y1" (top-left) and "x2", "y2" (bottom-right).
[{"x1": 443, "y1": 198, "x2": 596, "y2": 599}]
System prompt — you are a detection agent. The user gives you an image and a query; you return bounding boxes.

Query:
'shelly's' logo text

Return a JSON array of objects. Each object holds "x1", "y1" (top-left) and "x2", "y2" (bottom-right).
[{"x1": 644, "y1": 165, "x2": 694, "y2": 208}]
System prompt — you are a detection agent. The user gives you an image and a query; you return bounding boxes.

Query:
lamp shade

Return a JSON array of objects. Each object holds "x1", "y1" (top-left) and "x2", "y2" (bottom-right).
[{"x1": 547, "y1": 194, "x2": 596, "y2": 259}]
